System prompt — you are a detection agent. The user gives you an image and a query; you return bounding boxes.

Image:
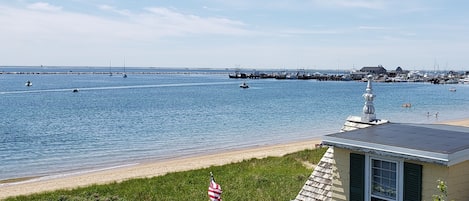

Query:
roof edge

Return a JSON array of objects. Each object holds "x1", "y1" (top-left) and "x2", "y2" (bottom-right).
[{"x1": 322, "y1": 136, "x2": 449, "y2": 166}]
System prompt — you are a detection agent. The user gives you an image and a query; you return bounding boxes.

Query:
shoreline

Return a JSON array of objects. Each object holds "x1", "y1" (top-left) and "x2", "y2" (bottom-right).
[
  {"x1": 2, "y1": 118, "x2": 469, "y2": 199},
  {"x1": 438, "y1": 118, "x2": 469, "y2": 127},
  {"x1": 0, "y1": 138, "x2": 322, "y2": 199}
]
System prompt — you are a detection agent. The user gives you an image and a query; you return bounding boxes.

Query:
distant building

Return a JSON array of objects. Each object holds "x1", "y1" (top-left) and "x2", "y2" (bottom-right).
[
  {"x1": 349, "y1": 71, "x2": 368, "y2": 80},
  {"x1": 360, "y1": 65, "x2": 387, "y2": 75},
  {"x1": 388, "y1": 66, "x2": 409, "y2": 78}
]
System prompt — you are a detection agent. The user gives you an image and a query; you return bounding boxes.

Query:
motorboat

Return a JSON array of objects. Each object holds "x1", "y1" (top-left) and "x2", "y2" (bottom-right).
[
  {"x1": 239, "y1": 82, "x2": 249, "y2": 88},
  {"x1": 25, "y1": 80, "x2": 32, "y2": 87}
]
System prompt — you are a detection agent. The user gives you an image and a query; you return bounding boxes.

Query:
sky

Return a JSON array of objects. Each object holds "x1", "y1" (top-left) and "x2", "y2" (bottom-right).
[{"x1": 1, "y1": 0, "x2": 469, "y2": 70}]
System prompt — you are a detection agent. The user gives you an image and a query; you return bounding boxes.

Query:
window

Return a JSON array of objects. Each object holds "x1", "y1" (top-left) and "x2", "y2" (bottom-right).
[
  {"x1": 349, "y1": 153, "x2": 422, "y2": 201},
  {"x1": 370, "y1": 159, "x2": 398, "y2": 201},
  {"x1": 366, "y1": 156, "x2": 403, "y2": 201}
]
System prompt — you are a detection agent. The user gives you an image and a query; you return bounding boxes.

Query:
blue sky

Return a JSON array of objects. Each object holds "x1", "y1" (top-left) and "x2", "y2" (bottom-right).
[{"x1": 1, "y1": 0, "x2": 468, "y2": 70}]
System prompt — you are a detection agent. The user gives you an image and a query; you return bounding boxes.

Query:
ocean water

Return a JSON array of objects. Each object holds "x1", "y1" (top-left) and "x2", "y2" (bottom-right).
[{"x1": 1, "y1": 67, "x2": 468, "y2": 181}]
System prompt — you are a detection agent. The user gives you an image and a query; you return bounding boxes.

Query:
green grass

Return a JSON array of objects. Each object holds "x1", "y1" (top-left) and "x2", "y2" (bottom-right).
[{"x1": 4, "y1": 148, "x2": 327, "y2": 201}]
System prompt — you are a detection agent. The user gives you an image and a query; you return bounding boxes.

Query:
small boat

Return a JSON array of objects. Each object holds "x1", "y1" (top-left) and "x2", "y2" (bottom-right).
[
  {"x1": 449, "y1": 87, "x2": 456, "y2": 92},
  {"x1": 72, "y1": 88, "x2": 79, "y2": 93},
  {"x1": 239, "y1": 82, "x2": 249, "y2": 88},
  {"x1": 25, "y1": 80, "x2": 32, "y2": 87},
  {"x1": 122, "y1": 57, "x2": 127, "y2": 78},
  {"x1": 402, "y1": 103, "x2": 412, "y2": 108}
]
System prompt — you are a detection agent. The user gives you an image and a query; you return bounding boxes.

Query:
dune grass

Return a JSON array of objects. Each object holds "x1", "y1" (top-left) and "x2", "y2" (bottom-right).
[{"x1": 4, "y1": 147, "x2": 327, "y2": 201}]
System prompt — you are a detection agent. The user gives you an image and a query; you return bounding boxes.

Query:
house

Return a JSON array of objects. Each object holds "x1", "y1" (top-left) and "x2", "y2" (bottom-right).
[
  {"x1": 293, "y1": 76, "x2": 469, "y2": 201},
  {"x1": 388, "y1": 67, "x2": 407, "y2": 78},
  {"x1": 322, "y1": 123, "x2": 469, "y2": 201},
  {"x1": 360, "y1": 65, "x2": 387, "y2": 75}
]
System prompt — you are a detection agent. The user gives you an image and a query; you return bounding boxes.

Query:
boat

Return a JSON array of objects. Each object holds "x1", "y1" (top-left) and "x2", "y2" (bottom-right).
[
  {"x1": 123, "y1": 57, "x2": 127, "y2": 78},
  {"x1": 25, "y1": 80, "x2": 32, "y2": 87},
  {"x1": 109, "y1": 60, "x2": 112, "y2": 76},
  {"x1": 402, "y1": 103, "x2": 412, "y2": 108},
  {"x1": 449, "y1": 87, "x2": 456, "y2": 92},
  {"x1": 460, "y1": 77, "x2": 469, "y2": 84},
  {"x1": 239, "y1": 82, "x2": 249, "y2": 88}
]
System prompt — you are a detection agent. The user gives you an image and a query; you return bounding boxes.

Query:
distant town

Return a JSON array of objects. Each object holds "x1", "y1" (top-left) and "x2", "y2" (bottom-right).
[{"x1": 229, "y1": 65, "x2": 469, "y2": 84}]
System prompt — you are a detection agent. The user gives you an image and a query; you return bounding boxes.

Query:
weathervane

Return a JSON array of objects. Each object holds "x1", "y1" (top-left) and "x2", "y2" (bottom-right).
[{"x1": 362, "y1": 75, "x2": 376, "y2": 122}]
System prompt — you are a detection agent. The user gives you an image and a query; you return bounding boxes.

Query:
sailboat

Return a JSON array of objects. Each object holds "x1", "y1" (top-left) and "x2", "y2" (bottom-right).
[
  {"x1": 25, "y1": 80, "x2": 32, "y2": 87},
  {"x1": 123, "y1": 57, "x2": 127, "y2": 78},
  {"x1": 109, "y1": 60, "x2": 112, "y2": 76}
]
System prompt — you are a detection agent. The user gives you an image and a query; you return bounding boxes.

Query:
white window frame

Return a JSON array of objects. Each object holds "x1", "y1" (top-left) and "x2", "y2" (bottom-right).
[{"x1": 365, "y1": 155, "x2": 404, "y2": 201}]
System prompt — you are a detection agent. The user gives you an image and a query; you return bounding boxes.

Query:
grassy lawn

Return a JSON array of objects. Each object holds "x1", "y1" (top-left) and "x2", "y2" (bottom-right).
[{"x1": 4, "y1": 148, "x2": 327, "y2": 201}]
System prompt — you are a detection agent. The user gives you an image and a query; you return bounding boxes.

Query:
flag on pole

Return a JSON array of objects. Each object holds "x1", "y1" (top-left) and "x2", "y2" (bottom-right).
[{"x1": 208, "y1": 172, "x2": 222, "y2": 201}]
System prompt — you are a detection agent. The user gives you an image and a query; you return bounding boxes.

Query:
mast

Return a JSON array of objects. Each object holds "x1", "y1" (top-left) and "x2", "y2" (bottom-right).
[
  {"x1": 123, "y1": 57, "x2": 127, "y2": 78},
  {"x1": 109, "y1": 60, "x2": 112, "y2": 76}
]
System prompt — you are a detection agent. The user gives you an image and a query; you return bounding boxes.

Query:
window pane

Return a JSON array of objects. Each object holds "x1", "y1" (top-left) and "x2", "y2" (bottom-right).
[
  {"x1": 373, "y1": 159, "x2": 381, "y2": 167},
  {"x1": 371, "y1": 159, "x2": 397, "y2": 200},
  {"x1": 383, "y1": 161, "x2": 390, "y2": 169}
]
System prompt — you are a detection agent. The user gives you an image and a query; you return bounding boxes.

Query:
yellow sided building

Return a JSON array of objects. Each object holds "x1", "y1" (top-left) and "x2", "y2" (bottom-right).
[
  {"x1": 323, "y1": 123, "x2": 469, "y2": 201},
  {"x1": 293, "y1": 76, "x2": 469, "y2": 201}
]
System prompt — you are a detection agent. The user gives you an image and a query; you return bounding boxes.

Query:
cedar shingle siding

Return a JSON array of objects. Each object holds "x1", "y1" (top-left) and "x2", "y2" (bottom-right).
[{"x1": 293, "y1": 147, "x2": 334, "y2": 201}]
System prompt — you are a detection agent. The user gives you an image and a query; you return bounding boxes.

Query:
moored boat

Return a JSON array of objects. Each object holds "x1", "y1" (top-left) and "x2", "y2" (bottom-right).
[
  {"x1": 239, "y1": 82, "x2": 249, "y2": 88},
  {"x1": 25, "y1": 80, "x2": 32, "y2": 87}
]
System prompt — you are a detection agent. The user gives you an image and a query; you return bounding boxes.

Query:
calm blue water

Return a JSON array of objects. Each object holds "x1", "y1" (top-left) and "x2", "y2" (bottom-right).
[{"x1": 1, "y1": 68, "x2": 469, "y2": 181}]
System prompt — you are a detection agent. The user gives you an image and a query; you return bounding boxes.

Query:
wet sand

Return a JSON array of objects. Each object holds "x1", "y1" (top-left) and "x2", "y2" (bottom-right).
[{"x1": 0, "y1": 139, "x2": 322, "y2": 199}]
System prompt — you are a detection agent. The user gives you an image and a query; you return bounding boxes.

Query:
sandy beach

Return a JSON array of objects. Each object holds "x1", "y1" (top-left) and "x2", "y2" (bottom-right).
[
  {"x1": 439, "y1": 118, "x2": 469, "y2": 127},
  {"x1": 2, "y1": 118, "x2": 469, "y2": 199},
  {"x1": 0, "y1": 138, "x2": 322, "y2": 199}
]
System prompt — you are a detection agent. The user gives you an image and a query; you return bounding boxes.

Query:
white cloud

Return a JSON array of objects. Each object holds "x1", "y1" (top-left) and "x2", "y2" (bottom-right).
[
  {"x1": 140, "y1": 7, "x2": 248, "y2": 35},
  {"x1": 1, "y1": 3, "x2": 250, "y2": 43},
  {"x1": 0, "y1": 3, "x2": 253, "y2": 66},
  {"x1": 98, "y1": 4, "x2": 131, "y2": 16},
  {"x1": 27, "y1": 2, "x2": 62, "y2": 11},
  {"x1": 313, "y1": 0, "x2": 387, "y2": 10},
  {"x1": 281, "y1": 28, "x2": 342, "y2": 35},
  {"x1": 358, "y1": 26, "x2": 393, "y2": 31}
]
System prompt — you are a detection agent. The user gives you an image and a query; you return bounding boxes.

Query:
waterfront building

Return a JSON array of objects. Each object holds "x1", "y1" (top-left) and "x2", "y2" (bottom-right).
[{"x1": 360, "y1": 65, "x2": 387, "y2": 75}]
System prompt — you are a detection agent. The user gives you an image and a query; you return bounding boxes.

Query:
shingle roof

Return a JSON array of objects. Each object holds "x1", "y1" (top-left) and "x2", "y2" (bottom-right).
[
  {"x1": 341, "y1": 115, "x2": 388, "y2": 132},
  {"x1": 293, "y1": 147, "x2": 334, "y2": 201}
]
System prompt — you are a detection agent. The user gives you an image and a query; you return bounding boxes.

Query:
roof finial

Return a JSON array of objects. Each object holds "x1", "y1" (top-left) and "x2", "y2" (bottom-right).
[{"x1": 362, "y1": 75, "x2": 376, "y2": 122}]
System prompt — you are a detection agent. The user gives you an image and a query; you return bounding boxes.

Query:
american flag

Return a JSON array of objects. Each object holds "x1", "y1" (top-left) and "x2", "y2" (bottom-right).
[{"x1": 208, "y1": 172, "x2": 222, "y2": 201}]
